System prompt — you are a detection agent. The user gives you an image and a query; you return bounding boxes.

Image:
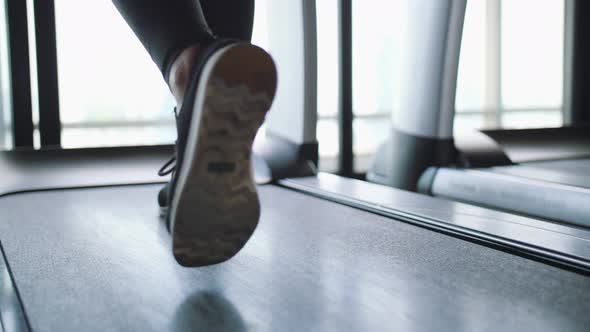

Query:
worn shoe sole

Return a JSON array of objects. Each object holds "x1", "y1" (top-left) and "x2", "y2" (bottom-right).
[{"x1": 169, "y1": 44, "x2": 277, "y2": 267}]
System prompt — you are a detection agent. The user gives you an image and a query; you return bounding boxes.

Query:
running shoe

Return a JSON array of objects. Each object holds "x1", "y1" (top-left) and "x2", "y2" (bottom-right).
[{"x1": 158, "y1": 39, "x2": 277, "y2": 266}]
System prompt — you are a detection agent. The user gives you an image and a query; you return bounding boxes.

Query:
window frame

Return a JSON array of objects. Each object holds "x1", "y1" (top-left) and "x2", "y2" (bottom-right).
[{"x1": 5, "y1": 0, "x2": 34, "y2": 148}]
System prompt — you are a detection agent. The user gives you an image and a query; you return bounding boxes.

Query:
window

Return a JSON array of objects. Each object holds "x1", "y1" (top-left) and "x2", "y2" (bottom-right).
[
  {"x1": 316, "y1": 0, "x2": 340, "y2": 172},
  {"x1": 1, "y1": 1, "x2": 569, "y2": 175},
  {"x1": 352, "y1": 0, "x2": 400, "y2": 172},
  {"x1": 342, "y1": 0, "x2": 566, "y2": 172},
  {"x1": 53, "y1": 0, "x2": 271, "y2": 149},
  {"x1": 316, "y1": 0, "x2": 401, "y2": 173},
  {"x1": 54, "y1": 0, "x2": 175, "y2": 148},
  {"x1": 455, "y1": 0, "x2": 565, "y2": 134}
]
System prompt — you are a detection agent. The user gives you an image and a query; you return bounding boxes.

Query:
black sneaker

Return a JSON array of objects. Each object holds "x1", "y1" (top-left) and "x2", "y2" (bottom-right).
[
  {"x1": 157, "y1": 181, "x2": 171, "y2": 218},
  {"x1": 158, "y1": 39, "x2": 277, "y2": 267}
]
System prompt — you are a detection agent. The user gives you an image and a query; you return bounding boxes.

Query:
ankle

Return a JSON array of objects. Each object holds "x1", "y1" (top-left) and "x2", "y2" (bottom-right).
[{"x1": 168, "y1": 45, "x2": 201, "y2": 108}]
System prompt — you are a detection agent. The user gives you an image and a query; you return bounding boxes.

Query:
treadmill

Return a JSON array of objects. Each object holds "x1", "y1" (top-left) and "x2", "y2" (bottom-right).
[
  {"x1": 368, "y1": 1, "x2": 590, "y2": 227},
  {"x1": 419, "y1": 126, "x2": 590, "y2": 227},
  {"x1": 1, "y1": 1, "x2": 590, "y2": 331}
]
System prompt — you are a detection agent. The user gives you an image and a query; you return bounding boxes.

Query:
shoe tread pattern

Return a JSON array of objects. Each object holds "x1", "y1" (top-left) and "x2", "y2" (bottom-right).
[{"x1": 170, "y1": 44, "x2": 277, "y2": 267}]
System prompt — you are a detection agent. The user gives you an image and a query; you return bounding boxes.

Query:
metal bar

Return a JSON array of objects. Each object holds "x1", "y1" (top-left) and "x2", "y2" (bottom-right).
[
  {"x1": 338, "y1": 0, "x2": 353, "y2": 176},
  {"x1": 33, "y1": 0, "x2": 61, "y2": 147},
  {"x1": 457, "y1": 107, "x2": 563, "y2": 115},
  {"x1": 5, "y1": 0, "x2": 34, "y2": 148},
  {"x1": 61, "y1": 121, "x2": 175, "y2": 129},
  {"x1": 28, "y1": 105, "x2": 562, "y2": 129},
  {"x1": 322, "y1": 107, "x2": 561, "y2": 121}
]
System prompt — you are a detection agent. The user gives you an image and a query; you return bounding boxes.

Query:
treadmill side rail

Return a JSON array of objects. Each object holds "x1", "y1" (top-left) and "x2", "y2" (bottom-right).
[{"x1": 0, "y1": 243, "x2": 30, "y2": 332}]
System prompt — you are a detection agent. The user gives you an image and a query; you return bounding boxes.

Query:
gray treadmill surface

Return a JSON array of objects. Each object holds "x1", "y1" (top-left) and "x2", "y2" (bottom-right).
[
  {"x1": 0, "y1": 146, "x2": 171, "y2": 196},
  {"x1": 1, "y1": 184, "x2": 590, "y2": 332},
  {"x1": 492, "y1": 158, "x2": 590, "y2": 189}
]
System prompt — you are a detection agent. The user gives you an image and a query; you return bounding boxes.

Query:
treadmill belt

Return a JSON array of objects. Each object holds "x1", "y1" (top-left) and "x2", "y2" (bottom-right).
[{"x1": 1, "y1": 184, "x2": 589, "y2": 331}]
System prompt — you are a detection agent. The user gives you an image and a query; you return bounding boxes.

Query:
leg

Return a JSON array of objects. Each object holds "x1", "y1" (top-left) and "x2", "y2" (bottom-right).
[
  {"x1": 200, "y1": 0, "x2": 255, "y2": 42},
  {"x1": 112, "y1": 0, "x2": 213, "y2": 106},
  {"x1": 112, "y1": 0, "x2": 256, "y2": 106},
  {"x1": 112, "y1": 0, "x2": 255, "y2": 74},
  {"x1": 167, "y1": 0, "x2": 256, "y2": 107},
  {"x1": 112, "y1": 0, "x2": 213, "y2": 82}
]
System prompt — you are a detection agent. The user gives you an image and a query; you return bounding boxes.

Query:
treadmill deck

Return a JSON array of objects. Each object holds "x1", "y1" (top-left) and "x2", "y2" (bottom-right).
[{"x1": 1, "y1": 184, "x2": 589, "y2": 331}]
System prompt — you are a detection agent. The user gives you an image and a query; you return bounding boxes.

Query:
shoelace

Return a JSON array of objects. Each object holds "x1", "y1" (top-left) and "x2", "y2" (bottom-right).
[
  {"x1": 158, "y1": 107, "x2": 180, "y2": 177},
  {"x1": 158, "y1": 156, "x2": 176, "y2": 176}
]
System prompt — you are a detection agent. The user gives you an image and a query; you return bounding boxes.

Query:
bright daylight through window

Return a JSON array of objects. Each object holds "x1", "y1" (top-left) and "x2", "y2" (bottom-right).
[
  {"x1": 455, "y1": 0, "x2": 564, "y2": 134},
  {"x1": 0, "y1": 0, "x2": 566, "y2": 173},
  {"x1": 53, "y1": 0, "x2": 272, "y2": 150}
]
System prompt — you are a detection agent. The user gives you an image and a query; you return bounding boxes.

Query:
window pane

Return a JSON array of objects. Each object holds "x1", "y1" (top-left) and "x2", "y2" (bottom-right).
[
  {"x1": 316, "y1": 0, "x2": 339, "y2": 172},
  {"x1": 501, "y1": 0, "x2": 564, "y2": 109},
  {"x1": 54, "y1": 0, "x2": 174, "y2": 148},
  {"x1": 353, "y1": 116, "x2": 389, "y2": 171},
  {"x1": 352, "y1": 0, "x2": 401, "y2": 172},
  {"x1": 317, "y1": 118, "x2": 339, "y2": 157},
  {"x1": 317, "y1": 0, "x2": 339, "y2": 118},
  {"x1": 455, "y1": 0, "x2": 486, "y2": 112},
  {"x1": 317, "y1": 118, "x2": 339, "y2": 172},
  {"x1": 454, "y1": 0, "x2": 564, "y2": 134},
  {"x1": 55, "y1": 0, "x2": 270, "y2": 149},
  {"x1": 353, "y1": 0, "x2": 399, "y2": 117},
  {"x1": 353, "y1": 117, "x2": 389, "y2": 156}
]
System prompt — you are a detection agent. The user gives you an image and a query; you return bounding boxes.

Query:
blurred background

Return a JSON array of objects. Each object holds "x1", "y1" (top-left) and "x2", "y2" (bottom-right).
[{"x1": 0, "y1": 0, "x2": 565, "y2": 173}]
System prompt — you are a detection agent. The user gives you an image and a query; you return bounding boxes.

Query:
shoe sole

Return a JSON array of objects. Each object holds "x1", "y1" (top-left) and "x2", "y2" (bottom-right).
[{"x1": 169, "y1": 44, "x2": 277, "y2": 267}]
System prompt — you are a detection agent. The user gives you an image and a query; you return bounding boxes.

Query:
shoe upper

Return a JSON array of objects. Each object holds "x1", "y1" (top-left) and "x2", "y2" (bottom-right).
[{"x1": 158, "y1": 182, "x2": 170, "y2": 208}]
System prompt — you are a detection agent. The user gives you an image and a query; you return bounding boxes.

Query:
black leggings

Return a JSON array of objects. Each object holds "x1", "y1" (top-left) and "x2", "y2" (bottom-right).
[{"x1": 112, "y1": 0, "x2": 255, "y2": 81}]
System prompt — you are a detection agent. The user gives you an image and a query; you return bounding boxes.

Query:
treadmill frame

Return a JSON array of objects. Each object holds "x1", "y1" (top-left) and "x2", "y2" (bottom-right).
[
  {"x1": 367, "y1": 0, "x2": 467, "y2": 190},
  {"x1": 2, "y1": 0, "x2": 589, "y2": 285},
  {"x1": 254, "y1": 0, "x2": 320, "y2": 179}
]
